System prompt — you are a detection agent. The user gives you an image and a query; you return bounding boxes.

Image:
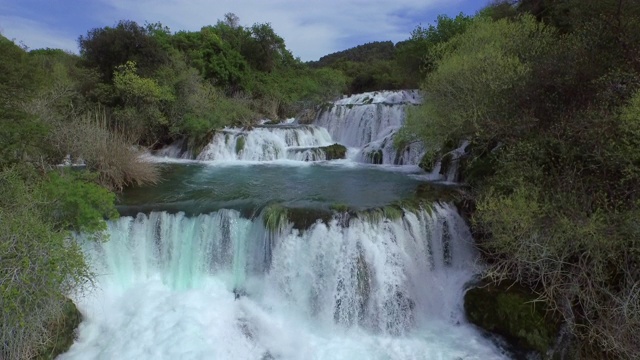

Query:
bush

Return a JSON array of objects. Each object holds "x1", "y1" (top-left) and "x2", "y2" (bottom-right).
[
  {"x1": 41, "y1": 171, "x2": 118, "y2": 232},
  {"x1": 0, "y1": 168, "x2": 90, "y2": 360},
  {"x1": 48, "y1": 111, "x2": 160, "y2": 191}
]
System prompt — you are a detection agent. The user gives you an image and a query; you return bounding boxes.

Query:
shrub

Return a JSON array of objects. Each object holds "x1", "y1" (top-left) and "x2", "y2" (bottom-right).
[
  {"x1": 48, "y1": 111, "x2": 160, "y2": 191},
  {"x1": 0, "y1": 168, "x2": 91, "y2": 360}
]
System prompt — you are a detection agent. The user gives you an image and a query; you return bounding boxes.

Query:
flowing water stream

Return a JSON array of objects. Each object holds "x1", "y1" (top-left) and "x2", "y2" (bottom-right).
[{"x1": 60, "y1": 91, "x2": 508, "y2": 360}]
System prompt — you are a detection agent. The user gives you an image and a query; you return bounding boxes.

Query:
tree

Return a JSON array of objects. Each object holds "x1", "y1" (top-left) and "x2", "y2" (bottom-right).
[
  {"x1": 78, "y1": 20, "x2": 168, "y2": 81},
  {"x1": 242, "y1": 23, "x2": 295, "y2": 72},
  {"x1": 396, "y1": 13, "x2": 473, "y2": 85}
]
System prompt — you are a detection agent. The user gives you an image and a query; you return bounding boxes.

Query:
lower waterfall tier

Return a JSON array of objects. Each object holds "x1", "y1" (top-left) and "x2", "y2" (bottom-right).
[{"x1": 61, "y1": 205, "x2": 507, "y2": 360}]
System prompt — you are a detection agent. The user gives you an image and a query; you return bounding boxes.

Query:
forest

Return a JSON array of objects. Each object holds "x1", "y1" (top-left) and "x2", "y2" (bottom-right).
[{"x1": 1, "y1": 0, "x2": 639, "y2": 359}]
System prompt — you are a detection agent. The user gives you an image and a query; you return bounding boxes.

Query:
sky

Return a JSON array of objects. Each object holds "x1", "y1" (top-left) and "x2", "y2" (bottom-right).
[{"x1": 0, "y1": 0, "x2": 489, "y2": 61}]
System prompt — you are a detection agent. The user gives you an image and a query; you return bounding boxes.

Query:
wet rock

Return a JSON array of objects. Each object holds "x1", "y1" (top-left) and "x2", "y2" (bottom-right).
[
  {"x1": 319, "y1": 143, "x2": 347, "y2": 160},
  {"x1": 419, "y1": 149, "x2": 438, "y2": 172},
  {"x1": 363, "y1": 149, "x2": 383, "y2": 164},
  {"x1": 464, "y1": 283, "x2": 559, "y2": 355},
  {"x1": 356, "y1": 244, "x2": 371, "y2": 324},
  {"x1": 36, "y1": 297, "x2": 82, "y2": 360}
]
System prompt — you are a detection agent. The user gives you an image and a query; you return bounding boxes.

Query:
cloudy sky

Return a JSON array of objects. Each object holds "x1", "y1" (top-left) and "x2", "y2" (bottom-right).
[{"x1": 0, "y1": 0, "x2": 488, "y2": 61}]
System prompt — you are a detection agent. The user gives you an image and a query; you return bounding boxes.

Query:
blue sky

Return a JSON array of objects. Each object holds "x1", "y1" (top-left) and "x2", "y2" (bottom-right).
[{"x1": 0, "y1": 0, "x2": 489, "y2": 61}]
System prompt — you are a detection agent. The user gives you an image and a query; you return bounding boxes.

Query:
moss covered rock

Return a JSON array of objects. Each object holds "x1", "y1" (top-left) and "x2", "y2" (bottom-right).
[
  {"x1": 287, "y1": 207, "x2": 333, "y2": 230},
  {"x1": 419, "y1": 149, "x2": 439, "y2": 172},
  {"x1": 464, "y1": 283, "x2": 558, "y2": 355},
  {"x1": 36, "y1": 297, "x2": 81, "y2": 360},
  {"x1": 365, "y1": 149, "x2": 383, "y2": 164},
  {"x1": 321, "y1": 143, "x2": 347, "y2": 160}
]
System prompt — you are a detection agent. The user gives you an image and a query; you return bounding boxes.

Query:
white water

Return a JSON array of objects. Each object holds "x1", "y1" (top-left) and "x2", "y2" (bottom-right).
[
  {"x1": 154, "y1": 90, "x2": 429, "y2": 167},
  {"x1": 155, "y1": 139, "x2": 194, "y2": 160},
  {"x1": 314, "y1": 90, "x2": 425, "y2": 166},
  {"x1": 62, "y1": 205, "x2": 507, "y2": 360},
  {"x1": 197, "y1": 126, "x2": 334, "y2": 162}
]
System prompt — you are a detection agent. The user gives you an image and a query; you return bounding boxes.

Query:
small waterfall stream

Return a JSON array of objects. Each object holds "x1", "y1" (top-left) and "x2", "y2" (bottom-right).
[
  {"x1": 314, "y1": 90, "x2": 425, "y2": 165},
  {"x1": 197, "y1": 125, "x2": 334, "y2": 162}
]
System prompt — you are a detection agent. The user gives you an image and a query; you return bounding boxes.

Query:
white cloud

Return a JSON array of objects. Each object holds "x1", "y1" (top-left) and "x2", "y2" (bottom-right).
[
  {"x1": 0, "y1": 15, "x2": 78, "y2": 53},
  {"x1": 99, "y1": 0, "x2": 467, "y2": 61}
]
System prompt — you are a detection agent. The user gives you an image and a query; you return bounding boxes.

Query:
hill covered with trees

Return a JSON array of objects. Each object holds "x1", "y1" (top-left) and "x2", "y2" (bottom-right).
[
  {"x1": 399, "y1": 0, "x2": 640, "y2": 358},
  {"x1": 305, "y1": 14, "x2": 471, "y2": 94}
]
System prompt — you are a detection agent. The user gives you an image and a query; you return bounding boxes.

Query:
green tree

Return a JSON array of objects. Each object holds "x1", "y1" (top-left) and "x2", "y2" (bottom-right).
[
  {"x1": 396, "y1": 13, "x2": 473, "y2": 86},
  {"x1": 0, "y1": 168, "x2": 97, "y2": 359},
  {"x1": 0, "y1": 36, "x2": 49, "y2": 167},
  {"x1": 78, "y1": 20, "x2": 169, "y2": 81}
]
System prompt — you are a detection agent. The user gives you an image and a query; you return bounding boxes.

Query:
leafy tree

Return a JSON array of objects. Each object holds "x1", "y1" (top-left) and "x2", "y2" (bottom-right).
[
  {"x1": 403, "y1": 15, "x2": 555, "y2": 150},
  {"x1": 112, "y1": 60, "x2": 174, "y2": 141},
  {"x1": 242, "y1": 23, "x2": 295, "y2": 72},
  {"x1": 78, "y1": 20, "x2": 169, "y2": 81},
  {"x1": 0, "y1": 168, "x2": 95, "y2": 359},
  {"x1": 396, "y1": 13, "x2": 473, "y2": 86},
  {"x1": 0, "y1": 36, "x2": 49, "y2": 167}
]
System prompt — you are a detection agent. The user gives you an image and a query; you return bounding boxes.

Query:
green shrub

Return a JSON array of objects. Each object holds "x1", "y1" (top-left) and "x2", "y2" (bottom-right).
[{"x1": 0, "y1": 168, "x2": 91, "y2": 360}]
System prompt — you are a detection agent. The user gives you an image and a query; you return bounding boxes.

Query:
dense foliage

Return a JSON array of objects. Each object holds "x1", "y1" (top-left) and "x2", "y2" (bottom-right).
[{"x1": 401, "y1": 1, "x2": 640, "y2": 357}]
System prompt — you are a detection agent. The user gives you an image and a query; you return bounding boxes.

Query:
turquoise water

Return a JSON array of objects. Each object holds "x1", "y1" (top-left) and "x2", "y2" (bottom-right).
[{"x1": 118, "y1": 162, "x2": 431, "y2": 215}]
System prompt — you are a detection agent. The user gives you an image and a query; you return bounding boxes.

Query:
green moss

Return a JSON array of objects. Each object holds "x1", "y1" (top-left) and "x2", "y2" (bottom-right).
[
  {"x1": 464, "y1": 283, "x2": 559, "y2": 355},
  {"x1": 35, "y1": 297, "x2": 82, "y2": 360},
  {"x1": 366, "y1": 149, "x2": 383, "y2": 165},
  {"x1": 286, "y1": 207, "x2": 333, "y2": 230},
  {"x1": 354, "y1": 205, "x2": 403, "y2": 222},
  {"x1": 330, "y1": 203, "x2": 350, "y2": 213},
  {"x1": 439, "y1": 153, "x2": 454, "y2": 176},
  {"x1": 262, "y1": 204, "x2": 288, "y2": 231},
  {"x1": 235, "y1": 135, "x2": 246, "y2": 154},
  {"x1": 414, "y1": 183, "x2": 459, "y2": 203},
  {"x1": 419, "y1": 149, "x2": 439, "y2": 172},
  {"x1": 382, "y1": 205, "x2": 403, "y2": 220},
  {"x1": 321, "y1": 143, "x2": 347, "y2": 160}
]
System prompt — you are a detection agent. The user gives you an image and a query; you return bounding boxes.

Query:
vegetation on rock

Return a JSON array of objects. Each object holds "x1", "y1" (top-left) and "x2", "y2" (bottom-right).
[
  {"x1": 321, "y1": 143, "x2": 347, "y2": 160},
  {"x1": 465, "y1": 284, "x2": 558, "y2": 355}
]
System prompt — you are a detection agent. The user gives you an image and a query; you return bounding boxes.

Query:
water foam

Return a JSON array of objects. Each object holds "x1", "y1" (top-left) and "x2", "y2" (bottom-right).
[{"x1": 62, "y1": 206, "x2": 507, "y2": 360}]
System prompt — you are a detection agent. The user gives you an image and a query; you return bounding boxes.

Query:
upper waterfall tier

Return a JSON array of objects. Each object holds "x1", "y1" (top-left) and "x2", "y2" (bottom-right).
[
  {"x1": 197, "y1": 125, "x2": 334, "y2": 162},
  {"x1": 334, "y1": 90, "x2": 422, "y2": 106},
  {"x1": 314, "y1": 90, "x2": 425, "y2": 165}
]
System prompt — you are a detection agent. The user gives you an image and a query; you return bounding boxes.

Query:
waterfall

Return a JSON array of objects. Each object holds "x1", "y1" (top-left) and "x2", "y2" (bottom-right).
[
  {"x1": 197, "y1": 125, "x2": 333, "y2": 162},
  {"x1": 314, "y1": 90, "x2": 425, "y2": 165},
  {"x1": 154, "y1": 139, "x2": 194, "y2": 160},
  {"x1": 62, "y1": 204, "x2": 506, "y2": 360},
  {"x1": 153, "y1": 90, "x2": 427, "y2": 166}
]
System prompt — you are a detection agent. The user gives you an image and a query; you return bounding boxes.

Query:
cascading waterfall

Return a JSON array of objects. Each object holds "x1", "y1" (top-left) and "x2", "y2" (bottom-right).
[
  {"x1": 314, "y1": 90, "x2": 425, "y2": 165},
  {"x1": 60, "y1": 87, "x2": 504, "y2": 359},
  {"x1": 62, "y1": 204, "x2": 506, "y2": 360},
  {"x1": 154, "y1": 139, "x2": 194, "y2": 160},
  {"x1": 153, "y1": 90, "x2": 432, "y2": 167},
  {"x1": 197, "y1": 125, "x2": 333, "y2": 161}
]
